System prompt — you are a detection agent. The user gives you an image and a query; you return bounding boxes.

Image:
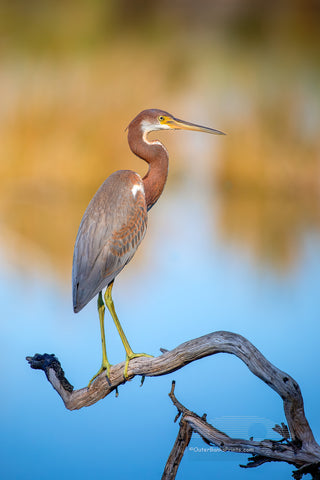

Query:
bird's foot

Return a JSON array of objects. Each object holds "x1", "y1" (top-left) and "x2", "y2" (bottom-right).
[
  {"x1": 87, "y1": 361, "x2": 112, "y2": 389},
  {"x1": 124, "y1": 352, "x2": 153, "y2": 379}
]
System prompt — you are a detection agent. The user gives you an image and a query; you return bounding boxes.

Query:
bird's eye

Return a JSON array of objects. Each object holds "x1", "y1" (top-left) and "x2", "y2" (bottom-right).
[{"x1": 159, "y1": 116, "x2": 165, "y2": 122}]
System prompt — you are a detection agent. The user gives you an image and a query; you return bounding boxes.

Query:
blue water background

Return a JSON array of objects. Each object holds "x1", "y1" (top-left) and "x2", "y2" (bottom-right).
[{"x1": 1, "y1": 162, "x2": 319, "y2": 480}]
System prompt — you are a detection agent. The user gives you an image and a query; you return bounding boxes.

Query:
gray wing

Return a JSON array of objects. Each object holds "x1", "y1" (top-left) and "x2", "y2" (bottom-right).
[{"x1": 72, "y1": 170, "x2": 147, "y2": 312}]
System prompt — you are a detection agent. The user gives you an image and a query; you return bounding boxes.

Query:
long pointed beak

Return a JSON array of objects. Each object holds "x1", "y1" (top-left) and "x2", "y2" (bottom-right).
[{"x1": 167, "y1": 116, "x2": 226, "y2": 135}]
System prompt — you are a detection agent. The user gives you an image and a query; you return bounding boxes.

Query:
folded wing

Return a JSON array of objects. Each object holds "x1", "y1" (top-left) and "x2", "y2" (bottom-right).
[{"x1": 72, "y1": 170, "x2": 147, "y2": 313}]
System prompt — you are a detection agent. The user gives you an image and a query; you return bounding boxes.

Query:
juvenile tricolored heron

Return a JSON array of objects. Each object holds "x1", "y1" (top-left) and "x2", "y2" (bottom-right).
[{"x1": 72, "y1": 108, "x2": 224, "y2": 386}]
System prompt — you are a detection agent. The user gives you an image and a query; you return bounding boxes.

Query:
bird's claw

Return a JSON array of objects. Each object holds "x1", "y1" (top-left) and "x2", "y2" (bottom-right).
[{"x1": 87, "y1": 362, "x2": 112, "y2": 389}]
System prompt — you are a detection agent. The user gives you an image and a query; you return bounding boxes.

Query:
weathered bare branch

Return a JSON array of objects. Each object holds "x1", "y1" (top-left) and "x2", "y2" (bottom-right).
[
  {"x1": 161, "y1": 395, "x2": 193, "y2": 480},
  {"x1": 166, "y1": 380, "x2": 320, "y2": 476},
  {"x1": 273, "y1": 422, "x2": 290, "y2": 440},
  {"x1": 27, "y1": 330, "x2": 320, "y2": 476}
]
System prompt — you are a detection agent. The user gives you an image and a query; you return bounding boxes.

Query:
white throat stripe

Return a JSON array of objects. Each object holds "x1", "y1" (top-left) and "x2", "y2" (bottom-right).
[{"x1": 141, "y1": 119, "x2": 170, "y2": 145}]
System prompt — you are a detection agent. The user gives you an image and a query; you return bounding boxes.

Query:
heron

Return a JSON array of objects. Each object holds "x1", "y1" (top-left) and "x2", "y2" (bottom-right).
[{"x1": 72, "y1": 108, "x2": 225, "y2": 386}]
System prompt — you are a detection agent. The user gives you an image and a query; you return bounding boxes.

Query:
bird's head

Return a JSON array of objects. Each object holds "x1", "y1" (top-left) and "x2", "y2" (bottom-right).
[{"x1": 127, "y1": 108, "x2": 225, "y2": 138}]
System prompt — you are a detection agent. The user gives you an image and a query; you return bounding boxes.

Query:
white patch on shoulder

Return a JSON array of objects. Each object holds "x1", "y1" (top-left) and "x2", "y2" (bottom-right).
[{"x1": 131, "y1": 183, "x2": 144, "y2": 197}]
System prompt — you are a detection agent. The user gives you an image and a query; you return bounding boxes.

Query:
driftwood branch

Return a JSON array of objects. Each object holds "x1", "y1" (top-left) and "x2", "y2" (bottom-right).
[
  {"x1": 27, "y1": 330, "x2": 320, "y2": 477},
  {"x1": 163, "y1": 381, "x2": 320, "y2": 479},
  {"x1": 161, "y1": 383, "x2": 194, "y2": 480}
]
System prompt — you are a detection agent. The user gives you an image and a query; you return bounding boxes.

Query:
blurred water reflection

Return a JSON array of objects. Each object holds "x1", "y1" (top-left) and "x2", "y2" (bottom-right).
[
  {"x1": 0, "y1": 41, "x2": 319, "y2": 272},
  {"x1": 1, "y1": 180, "x2": 320, "y2": 480},
  {"x1": 216, "y1": 192, "x2": 320, "y2": 270}
]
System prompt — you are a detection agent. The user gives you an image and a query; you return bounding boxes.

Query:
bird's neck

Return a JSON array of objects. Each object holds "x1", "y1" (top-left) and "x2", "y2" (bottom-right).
[{"x1": 128, "y1": 127, "x2": 169, "y2": 211}]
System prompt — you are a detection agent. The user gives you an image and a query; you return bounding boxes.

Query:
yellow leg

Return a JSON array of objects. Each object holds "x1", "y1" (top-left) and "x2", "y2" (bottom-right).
[
  {"x1": 87, "y1": 291, "x2": 112, "y2": 388},
  {"x1": 104, "y1": 281, "x2": 153, "y2": 378}
]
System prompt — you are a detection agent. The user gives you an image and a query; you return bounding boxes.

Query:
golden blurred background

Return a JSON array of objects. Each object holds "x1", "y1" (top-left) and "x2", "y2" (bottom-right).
[{"x1": 0, "y1": 0, "x2": 319, "y2": 274}]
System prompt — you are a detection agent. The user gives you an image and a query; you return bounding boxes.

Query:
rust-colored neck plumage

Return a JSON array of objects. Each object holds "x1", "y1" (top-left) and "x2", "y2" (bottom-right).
[{"x1": 127, "y1": 119, "x2": 169, "y2": 211}]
